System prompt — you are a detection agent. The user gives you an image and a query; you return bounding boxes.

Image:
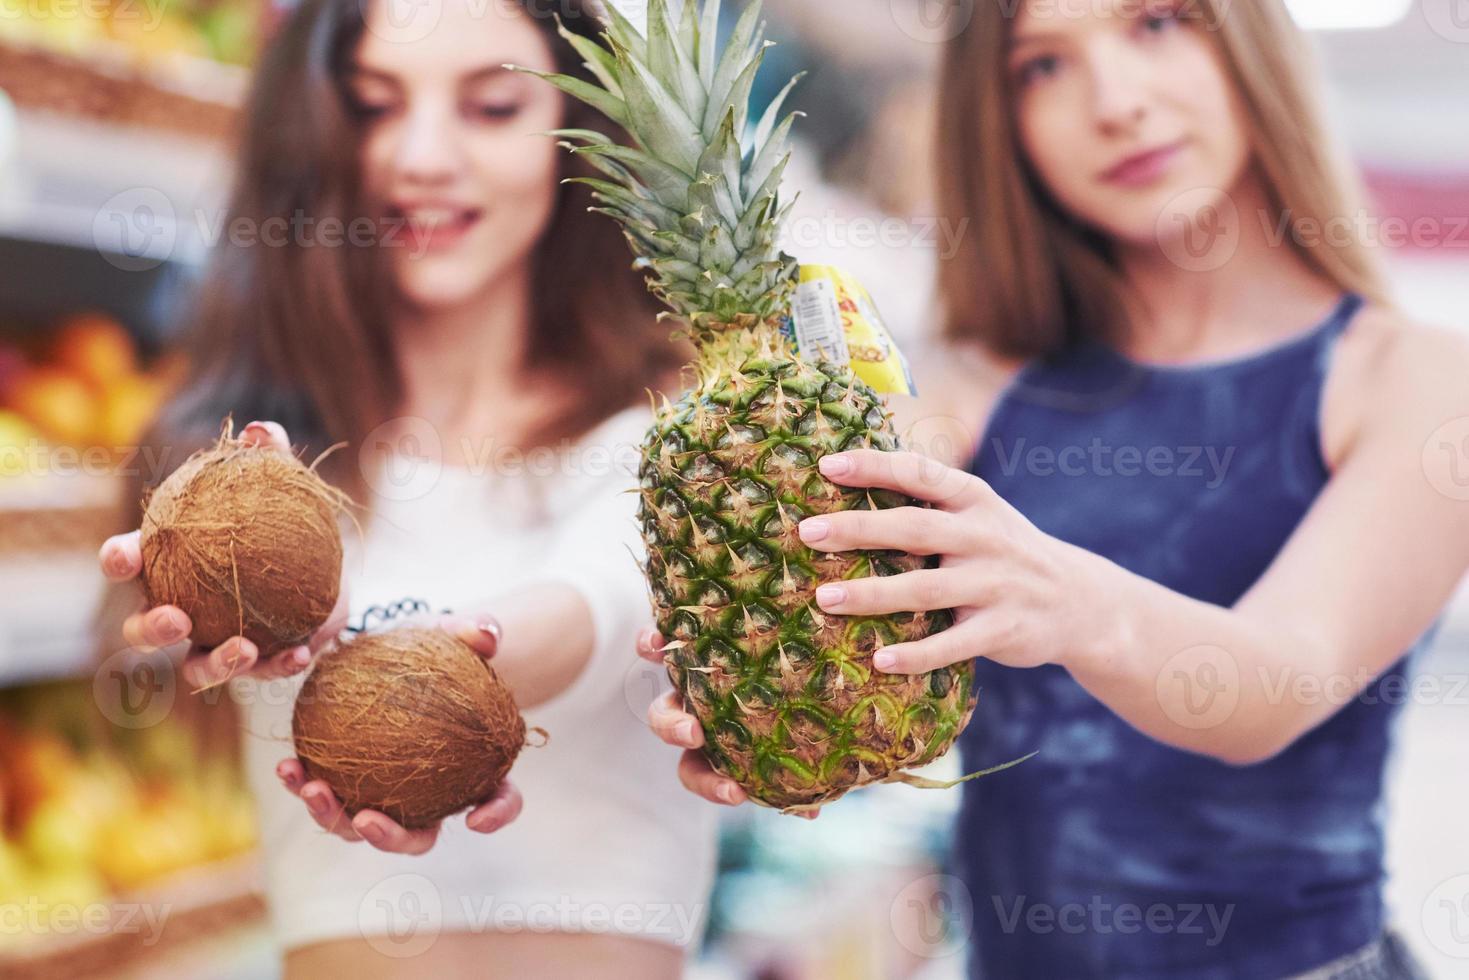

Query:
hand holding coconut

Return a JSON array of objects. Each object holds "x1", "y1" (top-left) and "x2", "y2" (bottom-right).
[
  {"x1": 102, "y1": 419, "x2": 530, "y2": 854},
  {"x1": 99, "y1": 420, "x2": 350, "y2": 688},
  {"x1": 279, "y1": 620, "x2": 527, "y2": 855}
]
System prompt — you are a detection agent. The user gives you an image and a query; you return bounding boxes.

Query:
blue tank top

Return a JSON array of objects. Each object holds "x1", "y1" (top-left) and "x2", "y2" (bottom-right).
[{"x1": 955, "y1": 294, "x2": 1431, "y2": 979}]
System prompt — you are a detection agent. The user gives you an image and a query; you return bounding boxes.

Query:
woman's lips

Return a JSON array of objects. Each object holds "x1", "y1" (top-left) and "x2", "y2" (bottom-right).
[
  {"x1": 1099, "y1": 140, "x2": 1187, "y2": 188},
  {"x1": 392, "y1": 206, "x2": 484, "y2": 253}
]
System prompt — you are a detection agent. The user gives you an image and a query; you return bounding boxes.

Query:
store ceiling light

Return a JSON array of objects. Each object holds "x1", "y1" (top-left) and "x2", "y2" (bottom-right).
[{"x1": 1284, "y1": 0, "x2": 1413, "y2": 30}]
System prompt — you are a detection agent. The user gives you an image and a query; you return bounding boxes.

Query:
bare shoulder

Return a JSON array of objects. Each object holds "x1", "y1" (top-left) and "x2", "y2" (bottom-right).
[
  {"x1": 1325, "y1": 303, "x2": 1469, "y2": 465},
  {"x1": 891, "y1": 338, "x2": 1025, "y2": 467}
]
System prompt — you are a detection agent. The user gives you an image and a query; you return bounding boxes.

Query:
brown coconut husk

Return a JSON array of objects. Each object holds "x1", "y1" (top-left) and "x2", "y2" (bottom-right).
[
  {"x1": 139, "y1": 420, "x2": 349, "y2": 652},
  {"x1": 291, "y1": 626, "x2": 536, "y2": 830}
]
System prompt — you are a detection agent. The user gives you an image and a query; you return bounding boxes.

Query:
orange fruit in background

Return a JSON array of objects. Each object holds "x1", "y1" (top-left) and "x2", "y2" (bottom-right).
[
  {"x1": 95, "y1": 374, "x2": 165, "y2": 450},
  {"x1": 0, "y1": 410, "x2": 43, "y2": 477},
  {"x1": 48, "y1": 312, "x2": 138, "y2": 389},
  {"x1": 5, "y1": 368, "x2": 98, "y2": 447}
]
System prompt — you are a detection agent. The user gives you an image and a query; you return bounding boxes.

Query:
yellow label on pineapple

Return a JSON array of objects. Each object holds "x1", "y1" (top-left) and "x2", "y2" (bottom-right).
[{"x1": 790, "y1": 265, "x2": 916, "y2": 396}]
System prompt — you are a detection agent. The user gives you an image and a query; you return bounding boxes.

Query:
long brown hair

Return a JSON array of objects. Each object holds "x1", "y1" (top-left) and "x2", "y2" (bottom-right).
[
  {"x1": 935, "y1": 0, "x2": 1391, "y2": 358},
  {"x1": 149, "y1": 0, "x2": 678, "y2": 497}
]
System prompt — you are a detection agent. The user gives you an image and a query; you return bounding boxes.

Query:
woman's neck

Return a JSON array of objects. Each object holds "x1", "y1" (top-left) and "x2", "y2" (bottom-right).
[
  {"x1": 392, "y1": 266, "x2": 564, "y2": 457},
  {"x1": 1114, "y1": 171, "x2": 1345, "y2": 365}
]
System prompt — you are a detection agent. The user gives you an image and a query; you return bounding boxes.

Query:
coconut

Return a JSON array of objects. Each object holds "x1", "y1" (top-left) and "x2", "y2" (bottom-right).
[
  {"x1": 139, "y1": 425, "x2": 346, "y2": 652},
  {"x1": 290, "y1": 627, "x2": 531, "y2": 829}
]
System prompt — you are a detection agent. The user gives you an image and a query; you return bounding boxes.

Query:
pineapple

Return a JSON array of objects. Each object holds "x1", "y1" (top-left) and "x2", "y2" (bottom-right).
[{"x1": 518, "y1": 0, "x2": 975, "y2": 811}]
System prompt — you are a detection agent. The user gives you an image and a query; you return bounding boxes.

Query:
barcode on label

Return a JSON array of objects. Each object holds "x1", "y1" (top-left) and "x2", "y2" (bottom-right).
[{"x1": 792, "y1": 277, "x2": 850, "y2": 367}]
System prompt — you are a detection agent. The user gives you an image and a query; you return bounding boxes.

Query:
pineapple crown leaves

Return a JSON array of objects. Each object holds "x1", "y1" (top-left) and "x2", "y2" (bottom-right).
[{"x1": 507, "y1": 0, "x2": 804, "y2": 329}]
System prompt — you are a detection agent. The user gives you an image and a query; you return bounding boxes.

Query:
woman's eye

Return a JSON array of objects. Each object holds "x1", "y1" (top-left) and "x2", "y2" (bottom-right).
[
  {"x1": 470, "y1": 103, "x2": 522, "y2": 122},
  {"x1": 1015, "y1": 54, "x2": 1062, "y2": 88},
  {"x1": 348, "y1": 98, "x2": 398, "y2": 122},
  {"x1": 1137, "y1": 11, "x2": 1181, "y2": 37}
]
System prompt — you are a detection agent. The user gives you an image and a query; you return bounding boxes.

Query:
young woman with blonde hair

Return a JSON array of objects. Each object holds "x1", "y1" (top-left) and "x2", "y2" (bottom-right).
[
  {"x1": 98, "y1": 0, "x2": 714, "y2": 976},
  {"x1": 643, "y1": 1, "x2": 1469, "y2": 976}
]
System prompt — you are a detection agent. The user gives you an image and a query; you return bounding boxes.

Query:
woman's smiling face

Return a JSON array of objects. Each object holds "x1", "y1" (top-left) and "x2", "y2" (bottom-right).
[
  {"x1": 347, "y1": 0, "x2": 564, "y2": 310},
  {"x1": 1007, "y1": 0, "x2": 1253, "y2": 248}
]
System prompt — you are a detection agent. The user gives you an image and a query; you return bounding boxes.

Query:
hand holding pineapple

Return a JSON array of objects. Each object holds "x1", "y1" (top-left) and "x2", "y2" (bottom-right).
[{"x1": 637, "y1": 447, "x2": 1105, "y2": 808}]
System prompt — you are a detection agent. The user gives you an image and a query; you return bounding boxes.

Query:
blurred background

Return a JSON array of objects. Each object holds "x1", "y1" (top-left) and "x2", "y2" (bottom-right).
[{"x1": 0, "y1": 0, "x2": 1465, "y2": 977}]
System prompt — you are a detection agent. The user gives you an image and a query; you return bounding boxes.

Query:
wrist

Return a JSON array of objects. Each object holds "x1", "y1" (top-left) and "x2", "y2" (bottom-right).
[{"x1": 1056, "y1": 542, "x2": 1135, "y2": 677}]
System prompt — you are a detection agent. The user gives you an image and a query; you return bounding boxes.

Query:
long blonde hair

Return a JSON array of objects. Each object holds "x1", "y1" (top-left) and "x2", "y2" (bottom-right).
[{"x1": 935, "y1": 0, "x2": 1390, "y2": 358}]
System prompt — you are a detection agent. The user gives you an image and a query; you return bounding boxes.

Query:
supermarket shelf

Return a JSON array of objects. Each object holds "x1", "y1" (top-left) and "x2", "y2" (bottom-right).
[
  {"x1": 0, "y1": 105, "x2": 231, "y2": 268},
  {"x1": 0, "y1": 550, "x2": 112, "y2": 687},
  {"x1": 0, "y1": 853, "x2": 267, "y2": 980}
]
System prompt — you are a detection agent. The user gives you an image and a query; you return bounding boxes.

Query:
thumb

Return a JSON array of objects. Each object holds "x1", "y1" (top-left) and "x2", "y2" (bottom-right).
[{"x1": 440, "y1": 613, "x2": 502, "y2": 659}]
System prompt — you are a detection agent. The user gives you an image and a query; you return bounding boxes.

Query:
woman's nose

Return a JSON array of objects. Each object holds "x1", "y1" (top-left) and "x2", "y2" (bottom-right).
[
  {"x1": 1087, "y1": 45, "x2": 1150, "y2": 134},
  {"x1": 394, "y1": 104, "x2": 464, "y2": 184}
]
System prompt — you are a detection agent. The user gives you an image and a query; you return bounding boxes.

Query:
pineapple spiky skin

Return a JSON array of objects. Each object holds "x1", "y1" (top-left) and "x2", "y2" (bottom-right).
[
  {"x1": 516, "y1": 0, "x2": 976, "y2": 810},
  {"x1": 640, "y1": 321, "x2": 975, "y2": 811}
]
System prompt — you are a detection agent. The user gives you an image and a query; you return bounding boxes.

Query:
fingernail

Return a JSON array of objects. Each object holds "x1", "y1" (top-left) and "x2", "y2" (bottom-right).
[
  {"x1": 164, "y1": 610, "x2": 189, "y2": 637},
  {"x1": 105, "y1": 551, "x2": 129, "y2": 576},
  {"x1": 799, "y1": 518, "x2": 830, "y2": 543},
  {"x1": 276, "y1": 767, "x2": 298, "y2": 790},
  {"x1": 718, "y1": 783, "x2": 742, "y2": 805},
  {"x1": 304, "y1": 791, "x2": 328, "y2": 817},
  {"x1": 295, "y1": 648, "x2": 311, "y2": 665},
  {"x1": 359, "y1": 821, "x2": 385, "y2": 843},
  {"x1": 819, "y1": 454, "x2": 851, "y2": 476},
  {"x1": 467, "y1": 813, "x2": 488, "y2": 832},
  {"x1": 676, "y1": 719, "x2": 697, "y2": 744},
  {"x1": 815, "y1": 584, "x2": 846, "y2": 607},
  {"x1": 873, "y1": 650, "x2": 897, "y2": 671},
  {"x1": 479, "y1": 620, "x2": 502, "y2": 646}
]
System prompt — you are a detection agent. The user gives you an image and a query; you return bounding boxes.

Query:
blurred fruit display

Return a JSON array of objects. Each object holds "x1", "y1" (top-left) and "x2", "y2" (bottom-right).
[
  {"x1": 0, "y1": 680, "x2": 259, "y2": 959},
  {"x1": 0, "y1": 0, "x2": 256, "y2": 140},
  {"x1": 0, "y1": 0, "x2": 262, "y2": 65},
  {"x1": 0, "y1": 311, "x2": 178, "y2": 477}
]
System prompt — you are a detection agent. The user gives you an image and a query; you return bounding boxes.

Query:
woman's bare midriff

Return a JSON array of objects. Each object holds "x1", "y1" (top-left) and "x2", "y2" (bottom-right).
[{"x1": 284, "y1": 929, "x2": 685, "y2": 980}]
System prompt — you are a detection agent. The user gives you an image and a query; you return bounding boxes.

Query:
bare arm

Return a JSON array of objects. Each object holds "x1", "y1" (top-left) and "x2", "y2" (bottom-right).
[
  {"x1": 461, "y1": 582, "x2": 595, "y2": 709},
  {"x1": 641, "y1": 318, "x2": 1469, "y2": 786},
  {"x1": 804, "y1": 320, "x2": 1469, "y2": 764}
]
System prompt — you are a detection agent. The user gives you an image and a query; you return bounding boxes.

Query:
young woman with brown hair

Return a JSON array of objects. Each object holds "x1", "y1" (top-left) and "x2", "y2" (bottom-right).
[
  {"x1": 97, "y1": 0, "x2": 713, "y2": 976},
  {"x1": 642, "y1": 1, "x2": 1469, "y2": 976}
]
